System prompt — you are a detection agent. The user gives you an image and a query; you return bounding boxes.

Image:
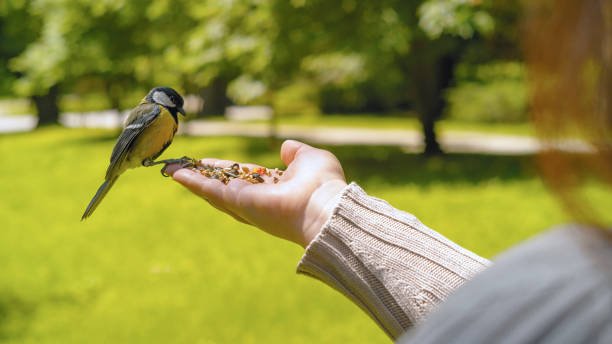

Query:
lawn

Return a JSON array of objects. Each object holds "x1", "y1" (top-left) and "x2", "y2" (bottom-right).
[{"x1": 0, "y1": 127, "x2": 567, "y2": 343}]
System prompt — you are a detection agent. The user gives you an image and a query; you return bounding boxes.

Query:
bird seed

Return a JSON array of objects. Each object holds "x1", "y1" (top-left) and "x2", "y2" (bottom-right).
[{"x1": 190, "y1": 163, "x2": 284, "y2": 185}]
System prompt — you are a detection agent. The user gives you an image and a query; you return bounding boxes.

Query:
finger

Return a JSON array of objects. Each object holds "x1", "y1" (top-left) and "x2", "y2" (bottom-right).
[
  {"x1": 204, "y1": 197, "x2": 250, "y2": 225},
  {"x1": 173, "y1": 168, "x2": 253, "y2": 225},
  {"x1": 173, "y1": 168, "x2": 257, "y2": 206},
  {"x1": 163, "y1": 163, "x2": 183, "y2": 176},
  {"x1": 280, "y1": 140, "x2": 338, "y2": 181},
  {"x1": 172, "y1": 168, "x2": 228, "y2": 204},
  {"x1": 280, "y1": 140, "x2": 314, "y2": 166},
  {"x1": 197, "y1": 158, "x2": 234, "y2": 168}
]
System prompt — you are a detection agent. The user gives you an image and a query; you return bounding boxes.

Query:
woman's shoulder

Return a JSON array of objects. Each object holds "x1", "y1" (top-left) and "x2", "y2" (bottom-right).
[
  {"x1": 494, "y1": 224, "x2": 612, "y2": 275},
  {"x1": 400, "y1": 225, "x2": 612, "y2": 344}
]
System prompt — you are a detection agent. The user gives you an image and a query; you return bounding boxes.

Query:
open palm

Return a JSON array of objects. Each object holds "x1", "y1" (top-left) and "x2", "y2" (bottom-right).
[{"x1": 166, "y1": 140, "x2": 347, "y2": 247}]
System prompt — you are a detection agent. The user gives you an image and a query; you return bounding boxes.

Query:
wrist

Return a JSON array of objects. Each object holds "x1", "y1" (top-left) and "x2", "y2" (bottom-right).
[{"x1": 300, "y1": 180, "x2": 348, "y2": 247}]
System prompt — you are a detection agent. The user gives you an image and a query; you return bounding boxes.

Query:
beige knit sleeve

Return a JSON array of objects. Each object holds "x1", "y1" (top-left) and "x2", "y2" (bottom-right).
[{"x1": 297, "y1": 183, "x2": 491, "y2": 339}]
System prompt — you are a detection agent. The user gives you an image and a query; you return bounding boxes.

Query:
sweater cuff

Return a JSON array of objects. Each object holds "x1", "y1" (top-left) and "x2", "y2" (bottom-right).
[{"x1": 297, "y1": 182, "x2": 490, "y2": 339}]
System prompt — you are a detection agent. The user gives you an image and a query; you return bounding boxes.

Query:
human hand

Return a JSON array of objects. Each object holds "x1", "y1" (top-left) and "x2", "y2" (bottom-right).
[{"x1": 165, "y1": 140, "x2": 347, "y2": 247}]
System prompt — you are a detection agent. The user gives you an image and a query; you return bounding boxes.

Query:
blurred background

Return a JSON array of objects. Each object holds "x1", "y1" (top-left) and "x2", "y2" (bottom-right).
[{"x1": 0, "y1": 0, "x2": 573, "y2": 343}]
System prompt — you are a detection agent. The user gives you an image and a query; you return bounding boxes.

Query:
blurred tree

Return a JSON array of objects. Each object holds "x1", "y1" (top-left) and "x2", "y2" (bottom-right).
[
  {"x1": 0, "y1": 0, "x2": 52, "y2": 123},
  {"x1": 164, "y1": 0, "x2": 272, "y2": 116},
  {"x1": 266, "y1": 0, "x2": 499, "y2": 154},
  {"x1": 0, "y1": 1, "x2": 39, "y2": 95},
  {"x1": 8, "y1": 0, "x2": 195, "y2": 124},
  {"x1": 7, "y1": 0, "x2": 73, "y2": 126},
  {"x1": 266, "y1": 1, "x2": 410, "y2": 142},
  {"x1": 5, "y1": 0, "x2": 520, "y2": 139},
  {"x1": 446, "y1": 61, "x2": 527, "y2": 123},
  {"x1": 11, "y1": 0, "x2": 158, "y2": 120}
]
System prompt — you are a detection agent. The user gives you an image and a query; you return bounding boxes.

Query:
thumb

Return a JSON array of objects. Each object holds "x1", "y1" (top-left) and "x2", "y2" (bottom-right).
[{"x1": 280, "y1": 140, "x2": 312, "y2": 166}]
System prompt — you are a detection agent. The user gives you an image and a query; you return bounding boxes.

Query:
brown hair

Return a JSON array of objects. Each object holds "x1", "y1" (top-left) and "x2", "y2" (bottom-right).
[{"x1": 524, "y1": 0, "x2": 611, "y2": 229}]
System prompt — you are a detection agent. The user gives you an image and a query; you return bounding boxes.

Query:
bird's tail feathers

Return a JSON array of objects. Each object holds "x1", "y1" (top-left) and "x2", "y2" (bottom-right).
[{"x1": 81, "y1": 176, "x2": 119, "y2": 221}]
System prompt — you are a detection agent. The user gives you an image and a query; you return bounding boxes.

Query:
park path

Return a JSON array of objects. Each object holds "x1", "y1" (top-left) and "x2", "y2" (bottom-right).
[
  {"x1": 0, "y1": 112, "x2": 541, "y2": 154},
  {"x1": 183, "y1": 120, "x2": 540, "y2": 154}
]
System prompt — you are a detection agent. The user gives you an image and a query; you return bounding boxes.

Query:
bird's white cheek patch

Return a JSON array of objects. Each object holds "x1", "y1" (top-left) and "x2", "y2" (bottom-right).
[{"x1": 152, "y1": 91, "x2": 175, "y2": 108}]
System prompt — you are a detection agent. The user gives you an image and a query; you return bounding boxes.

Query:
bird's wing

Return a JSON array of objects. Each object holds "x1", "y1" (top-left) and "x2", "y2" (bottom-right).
[{"x1": 105, "y1": 103, "x2": 160, "y2": 180}]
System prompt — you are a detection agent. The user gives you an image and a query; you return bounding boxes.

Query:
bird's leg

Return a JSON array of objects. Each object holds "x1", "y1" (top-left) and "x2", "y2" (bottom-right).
[{"x1": 143, "y1": 156, "x2": 199, "y2": 177}]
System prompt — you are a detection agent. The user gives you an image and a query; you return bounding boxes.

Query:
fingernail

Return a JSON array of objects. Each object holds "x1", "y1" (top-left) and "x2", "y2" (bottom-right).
[{"x1": 163, "y1": 163, "x2": 182, "y2": 177}]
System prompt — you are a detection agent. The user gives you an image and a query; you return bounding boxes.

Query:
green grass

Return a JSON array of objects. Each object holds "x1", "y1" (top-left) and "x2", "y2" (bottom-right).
[{"x1": 0, "y1": 127, "x2": 568, "y2": 343}]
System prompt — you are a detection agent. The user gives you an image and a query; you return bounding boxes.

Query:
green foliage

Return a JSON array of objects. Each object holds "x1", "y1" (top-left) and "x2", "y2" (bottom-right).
[
  {"x1": 170, "y1": 0, "x2": 272, "y2": 92},
  {"x1": 418, "y1": 0, "x2": 495, "y2": 39},
  {"x1": 0, "y1": 0, "x2": 41, "y2": 95},
  {"x1": 0, "y1": 98, "x2": 33, "y2": 115},
  {"x1": 263, "y1": 1, "x2": 413, "y2": 113},
  {"x1": 0, "y1": 127, "x2": 566, "y2": 342},
  {"x1": 1, "y1": 0, "x2": 523, "y2": 133},
  {"x1": 60, "y1": 93, "x2": 116, "y2": 113},
  {"x1": 227, "y1": 75, "x2": 268, "y2": 105},
  {"x1": 272, "y1": 80, "x2": 321, "y2": 117},
  {"x1": 446, "y1": 61, "x2": 528, "y2": 122}
]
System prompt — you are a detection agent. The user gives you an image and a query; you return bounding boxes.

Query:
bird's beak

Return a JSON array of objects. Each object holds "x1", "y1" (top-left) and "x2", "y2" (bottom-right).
[{"x1": 178, "y1": 107, "x2": 186, "y2": 116}]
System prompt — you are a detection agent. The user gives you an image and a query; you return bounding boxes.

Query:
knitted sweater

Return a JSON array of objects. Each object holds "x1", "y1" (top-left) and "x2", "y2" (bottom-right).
[{"x1": 297, "y1": 183, "x2": 612, "y2": 343}]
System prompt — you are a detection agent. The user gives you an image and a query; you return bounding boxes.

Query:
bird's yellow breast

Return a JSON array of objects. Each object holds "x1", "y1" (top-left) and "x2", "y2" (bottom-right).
[{"x1": 126, "y1": 108, "x2": 177, "y2": 168}]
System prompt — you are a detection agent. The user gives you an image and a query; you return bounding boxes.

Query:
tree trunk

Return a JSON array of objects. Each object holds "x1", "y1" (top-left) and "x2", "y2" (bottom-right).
[
  {"x1": 268, "y1": 109, "x2": 279, "y2": 147},
  {"x1": 104, "y1": 81, "x2": 124, "y2": 128},
  {"x1": 104, "y1": 81, "x2": 122, "y2": 113},
  {"x1": 411, "y1": 59, "x2": 443, "y2": 155},
  {"x1": 32, "y1": 85, "x2": 60, "y2": 127},
  {"x1": 199, "y1": 77, "x2": 232, "y2": 116},
  {"x1": 409, "y1": 40, "x2": 459, "y2": 156},
  {"x1": 421, "y1": 114, "x2": 442, "y2": 156}
]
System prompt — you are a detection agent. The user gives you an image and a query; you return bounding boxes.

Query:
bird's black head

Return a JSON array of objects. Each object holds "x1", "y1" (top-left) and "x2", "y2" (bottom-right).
[{"x1": 146, "y1": 86, "x2": 186, "y2": 116}]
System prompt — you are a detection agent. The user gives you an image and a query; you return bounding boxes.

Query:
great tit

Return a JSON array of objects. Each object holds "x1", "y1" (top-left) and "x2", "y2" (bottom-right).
[{"x1": 81, "y1": 86, "x2": 189, "y2": 220}]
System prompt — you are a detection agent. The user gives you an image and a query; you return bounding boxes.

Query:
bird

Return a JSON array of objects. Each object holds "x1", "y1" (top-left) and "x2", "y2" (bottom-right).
[{"x1": 81, "y1": 86, "x2": 193, "y2": 220}]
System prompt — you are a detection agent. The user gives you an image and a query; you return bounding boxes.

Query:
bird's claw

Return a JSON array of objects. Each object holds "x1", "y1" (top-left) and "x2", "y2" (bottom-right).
[{"x1": 160, "y1": 156, "x2": 199, "y2": 177}]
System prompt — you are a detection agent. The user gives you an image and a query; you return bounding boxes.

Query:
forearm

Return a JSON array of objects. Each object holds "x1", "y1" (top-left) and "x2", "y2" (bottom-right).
[{"x1": 297, "y1": 183, "x2": 491, "y2": 339}]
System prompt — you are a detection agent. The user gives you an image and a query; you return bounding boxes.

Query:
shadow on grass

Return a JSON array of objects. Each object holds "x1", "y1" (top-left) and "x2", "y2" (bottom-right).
[
  {"x1": 331, "y1": 145, "x2": 537, "y2": 186},
  {"x1": 239, "y1": 137, "x2": 538, "y2": 186},
  {"x1": 0, "y1": 288, "x2": 96, "y2": 341},
  {"x1": 0, "y1": 292, "x2": 35, "y2": 340},
  {"x1": 46, "y1": 131, "x2": 538, "y2": 186}
]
